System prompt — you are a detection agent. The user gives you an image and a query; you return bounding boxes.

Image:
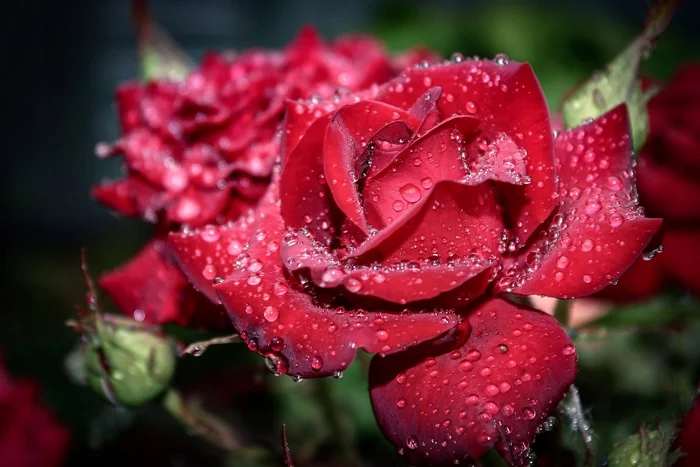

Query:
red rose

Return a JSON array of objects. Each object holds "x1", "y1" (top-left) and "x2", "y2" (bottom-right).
[
  {"x1": 0, "y1": 358, "x2": 69, "y2": 467},
  {"x1": 600, "y1": 64, "x2": 700, "y2": 300},
  {"x1": 170, "y1": 57, "x2": 660, "y2": 464},
  {"x1": 95, "y1": 27, "x2": 427, "y2": 326}
]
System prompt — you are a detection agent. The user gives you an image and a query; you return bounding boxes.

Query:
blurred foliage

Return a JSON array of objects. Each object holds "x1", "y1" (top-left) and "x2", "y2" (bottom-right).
[{"x1": 2, "y1": 1, "x2": 700, "y2": 466}]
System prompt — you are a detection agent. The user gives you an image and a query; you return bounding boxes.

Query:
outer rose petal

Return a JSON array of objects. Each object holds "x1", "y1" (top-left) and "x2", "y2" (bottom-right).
[
  {"x1": 168, "y1": 213, "x2": 259, "y2": 304},
  {"x1": 376, "y1": 60, "x2": 557, "y2": 241},
  {"x1": 214, "y1": 187, "x2": 458, "y2": 378},
  {"x1": 100, "y1": 240, "x2": 227, "y2": 327},
  {"x1": 369, "y1": 298, "x2": 577, "y2": 466},
  {"x1": 503, "y1": 106, "x2": 662, "y2": 298}
]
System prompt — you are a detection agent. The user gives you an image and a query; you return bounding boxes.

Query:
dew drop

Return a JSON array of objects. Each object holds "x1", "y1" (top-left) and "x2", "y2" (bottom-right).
[
  {"x1": 399, "y1": 183, "x2": 422, "y2": 203},
  {"x1": 202, "y1": 264, "x2": 217, "y2": 280},
  {"x1": 263, "y1": 306, "x2": 279, "y2": 322}
]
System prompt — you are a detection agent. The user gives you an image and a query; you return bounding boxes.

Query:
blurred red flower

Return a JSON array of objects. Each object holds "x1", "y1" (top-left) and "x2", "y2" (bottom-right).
[{"x1": 0, "y1": 359, "x2": 69, "y2": 467}]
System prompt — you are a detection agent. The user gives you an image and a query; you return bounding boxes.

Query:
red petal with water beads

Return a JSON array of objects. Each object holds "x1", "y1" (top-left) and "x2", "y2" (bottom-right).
[
  {"x1": 369, "y1": 298, "x2": 577, "y2": 466},
  {"x1": 168, "y1": 215, "x2": 259, "y2": 304},
  {"x1": 99, "y1": 240, "x2": 227, "y2": 327},
  {"x1": 375, "y1": 60, "x2": 557, "y2": 242},
  {"x1": 502, "y1": 106, "x2": 662, "y2": 298},
  {"x1": 213, "y1": 190, "x2": 458, "y2": 378},
  {"x1": 323, "y1": 102, "x2": 420, "y2": 233},
  {"x1": 362, "y1": 116, "x2": 480, "y2": 229}
]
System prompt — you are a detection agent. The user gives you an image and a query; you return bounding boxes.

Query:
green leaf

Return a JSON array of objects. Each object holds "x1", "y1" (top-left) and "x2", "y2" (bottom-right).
[
  {"x1": 133, "y1": 0, "x2": 193, "y2": 81},
  {"x1": 561, "y1": 0, "x2": 678, "y2": 152},
  {"x1": 607, "y1": 425, "x2": 674, "y2": 467}
]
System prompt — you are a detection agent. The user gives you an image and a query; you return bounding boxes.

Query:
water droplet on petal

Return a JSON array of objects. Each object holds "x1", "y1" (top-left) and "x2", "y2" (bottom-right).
[{"x1": 399, "y1": 183, "x2": 421, "y2": 203}]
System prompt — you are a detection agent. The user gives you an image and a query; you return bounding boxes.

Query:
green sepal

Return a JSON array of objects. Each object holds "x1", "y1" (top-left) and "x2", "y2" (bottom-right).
[
  {"x1": 561, "y1": 0, "x2": 678, "y2": 152},
  {"x1": 133, "y1": 0, "x2": 193, "y2": 81}
]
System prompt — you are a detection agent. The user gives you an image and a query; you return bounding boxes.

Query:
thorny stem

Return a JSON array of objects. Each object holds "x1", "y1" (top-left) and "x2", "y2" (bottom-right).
[
  {"x1": 282, "y1": 424, "x2": 295, "y2": 467},
  {"x1": 558, "y1": 384, "x2": 596, "y2": 466},
  {"x1": 179, "y1": 334, "x2": 241, "y2": 357}
]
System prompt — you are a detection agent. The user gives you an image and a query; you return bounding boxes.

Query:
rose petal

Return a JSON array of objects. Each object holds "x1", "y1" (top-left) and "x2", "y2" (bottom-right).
[
  {"x1": 323, "y1": 101, "x2": 421, "y2": 233},
  {"x1": 355, "y1": 180, "x2": 503, "y2": 266},
  {"x1": 214, "y1": 190, "x2": 458, "y2": 378},
  {"x1": 99, "y1": 240, "x2": 227, "y2": 327},
  {"x1": 376, "y1": 60, "x2": 556, "y2": 241},
  {"x1": 363, "y1": 116, "x2": 480, "y2": 229},
  {"x1": 280, "y1": 222, "x2": 495, "y2": 305},
  {"x1": 502, "y1": 106, "x2": 662, "y2": 298},
  {"x1": 280, "y1": 113, "x2": 337, "y2": 244},
  {"x1": 164, "y1": 185, "x2": 233, "y2": 227},
  {"x1": 369, "y1": 298, "x2": 577, "y2": 466},
  {"x1": 116, "y1": 83, "x2": 144, "y2": 132},
  {"x1": 168, "y1": 216, "x2": 259, "y2": 304},
  {"x1": 92, "y1": 177, "x2": 161, "y2": 221}
]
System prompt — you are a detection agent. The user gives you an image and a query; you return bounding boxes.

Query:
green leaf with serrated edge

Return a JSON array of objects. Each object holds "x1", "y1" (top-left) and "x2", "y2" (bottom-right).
[
  {"x1": 561, "y1": 0, "x2": 678, "y2": 152},
  {"x1": 133, "y1": 0, "x2": 193, "y2": 81}
]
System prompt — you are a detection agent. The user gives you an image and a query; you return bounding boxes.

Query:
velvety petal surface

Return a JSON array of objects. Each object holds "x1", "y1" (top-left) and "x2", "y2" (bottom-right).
[
  {"x1": 214, "y1": 189, "x2": 458, "y2": 378},
  {"x1": 369, "y1": 298, "x2": 577, "y2": 466},
  {"x1": 502, "y1": 106, "x2": 662, "y2": 298},
  {"x1": 376, "y1": 60, "x2": 557, "y2": 241}
]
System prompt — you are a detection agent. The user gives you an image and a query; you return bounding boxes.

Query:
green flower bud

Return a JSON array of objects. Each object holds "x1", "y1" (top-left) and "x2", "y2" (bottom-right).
[{"x1": 83, "y1": 315, "x2": 176, "y2": 407}]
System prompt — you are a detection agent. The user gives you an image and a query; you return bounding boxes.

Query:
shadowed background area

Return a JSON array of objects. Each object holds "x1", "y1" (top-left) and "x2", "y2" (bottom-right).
[{"x1": 3, "y1": 1, "x2": 700, "y2": 466}]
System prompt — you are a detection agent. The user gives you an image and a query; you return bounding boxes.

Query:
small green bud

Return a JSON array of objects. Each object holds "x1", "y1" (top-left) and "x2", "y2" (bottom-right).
[{"x1": 83, "y1": 315, "x2": 176, "y2": 407}]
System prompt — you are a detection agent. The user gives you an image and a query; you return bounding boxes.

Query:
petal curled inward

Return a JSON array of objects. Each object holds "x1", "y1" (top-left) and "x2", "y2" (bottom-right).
[
  {"x1": 213, "y1": 188, "x2": 458, "y2": 378},
  {"x1": 501, "y1": 106, "x2": 662, "y2": 298},
  {"x1": 369, "y1": 298, "x2": 577, "y2": 466},
  {"x1": 376, "y1": 60, "x2": 557, "y2": 241}
]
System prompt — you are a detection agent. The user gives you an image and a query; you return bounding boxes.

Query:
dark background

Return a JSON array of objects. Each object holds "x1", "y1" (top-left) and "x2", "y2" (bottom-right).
[{"x1": 3, "y1": 1, "x2": 700, "y2": 466}]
